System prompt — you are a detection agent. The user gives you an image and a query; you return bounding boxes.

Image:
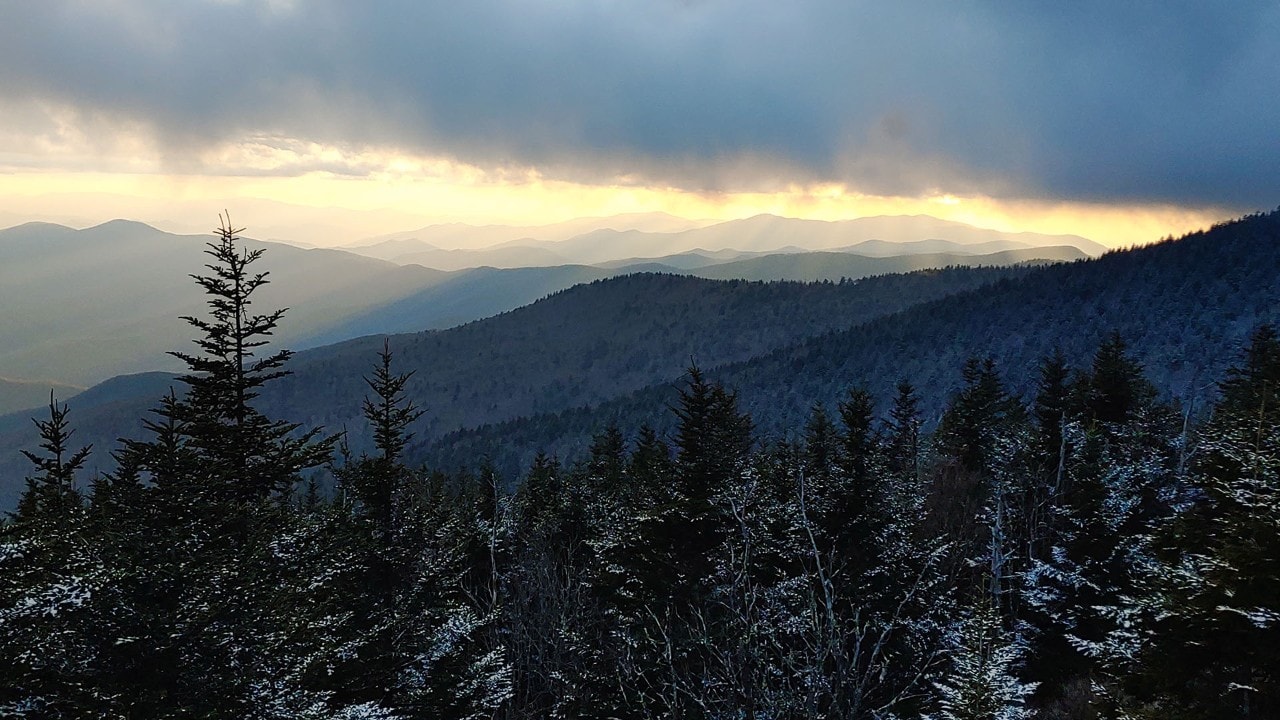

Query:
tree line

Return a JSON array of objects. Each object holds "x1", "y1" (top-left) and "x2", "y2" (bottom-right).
[{"x1": 2, "y1": 220, "x2": 1277, "y2": 718}]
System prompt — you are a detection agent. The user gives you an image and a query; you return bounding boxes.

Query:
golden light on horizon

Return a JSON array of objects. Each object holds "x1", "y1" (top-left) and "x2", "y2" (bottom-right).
[{"x1": 0, "y1": 138, "x2": 1237, "y2": 250}]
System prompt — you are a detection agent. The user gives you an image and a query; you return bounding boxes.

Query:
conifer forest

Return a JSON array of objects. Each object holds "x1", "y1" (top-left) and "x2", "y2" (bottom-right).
[{"x1": 3, "y1": 218, "x2": 1278, "y2": 719}]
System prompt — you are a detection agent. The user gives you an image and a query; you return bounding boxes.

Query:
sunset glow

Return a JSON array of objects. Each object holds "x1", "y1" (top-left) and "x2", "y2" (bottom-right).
[{"x1": 0, "y1": 159, "x2": 1230, "y2": 250}]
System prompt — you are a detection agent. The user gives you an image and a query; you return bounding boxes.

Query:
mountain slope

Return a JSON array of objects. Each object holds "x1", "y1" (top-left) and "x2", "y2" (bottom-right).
[
  {"x1": 297, "y1": 245, "x2": 1079, "y2": 346},
  {"x1": 271, "y1": 267, "x2": 1033, "y2": 442},
  {"x1": 425, "y1": 211, "x2": 1280, "y2": 476},
  {"x1": 0, "y1": 265, "x2": 1033, "y2": 511}
]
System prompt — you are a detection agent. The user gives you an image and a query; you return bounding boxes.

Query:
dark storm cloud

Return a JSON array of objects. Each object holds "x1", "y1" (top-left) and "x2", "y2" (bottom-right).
[{"x1": 0, "y1": 1, "x2": 1276, "y2": 207}]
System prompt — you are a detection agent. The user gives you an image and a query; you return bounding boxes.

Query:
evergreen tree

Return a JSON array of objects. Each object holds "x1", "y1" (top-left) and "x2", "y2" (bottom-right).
[
  {"x1": 1024, "y1": 350, "x2": 1072, "y2": 561},
  {"x1": 586, "y1": 423, "x2": 626, "y2": 493},
  {"x1": 932, "y1": 590, "x2": 1037, "y2": 720},
  {"x1": 668, "y1": 364, "x2": 753, "y2": 593},
  {"x1": 802, "y1": 402, "x2": 838, "y2": 496},
  {"x1": 1024, "y1": 335, "x2": 1177, "y2": 715},
  {"x1": 830, "y1": 387, "x2": 887, "y2": 588},
  {"x1": 885, "y1": 380, "x2": 923, "y2": 481},
  {"x1": 930, "y1": 357, "x2": 1025, "y2": 595},
  {"x1": 1120, "y1": 325, "x2": 1280, "y2": 717},
  {"x1": 167, "y1": 214, "x2": 333, "y2": 503},
  {"x1": 1075, "y1": 331, "x2": 1156, "y2": 427},
  {"x1": 343, "y1": 339, "x2": 425, "y2": 539},
  {"x1": 15, "y1": 393, "x2": 90, "y2": 521},
  {"x1": 0, "y1": 397, "x2": 105, "y2": 716},
  {"x1": 92, "y1": 217, "x2": 341, "y2": 715},
  {"x1": 936, "y1": 357, "x2": 1022, "y2": 478}
]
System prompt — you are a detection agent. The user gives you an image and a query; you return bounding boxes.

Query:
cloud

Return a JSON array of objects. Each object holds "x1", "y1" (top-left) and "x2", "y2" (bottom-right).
[{"x1": 0, "y1": 1, "x2": 1276, "y2": 208}]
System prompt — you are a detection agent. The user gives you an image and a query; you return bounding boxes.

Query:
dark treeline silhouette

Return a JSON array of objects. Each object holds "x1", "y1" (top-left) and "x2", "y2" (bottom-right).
[{"x1": 2, "y1": 216, "x2": 1278, "y2": 718}]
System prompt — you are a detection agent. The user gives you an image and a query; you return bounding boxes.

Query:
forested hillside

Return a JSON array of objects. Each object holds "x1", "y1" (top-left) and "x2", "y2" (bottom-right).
[
  {"x1": 428, "y1": 211, "x2": 1280, "y2": 475},
  {"x1": 268, "y1": 267, "x2": 1034, "y2": 441},
  {"x1": 2, "y1": 214, "x2": 1277, "y2": 717},
  {"x1": 301, "y1": 247, "x2": 1085, "y2": 346}
]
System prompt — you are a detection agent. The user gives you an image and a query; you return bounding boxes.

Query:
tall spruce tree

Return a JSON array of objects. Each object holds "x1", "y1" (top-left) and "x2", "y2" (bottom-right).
[
  {"x1": 885, "y1": 380, "x2": 922, "y2": 482},
  {"x1": 669, "y1": 364, "x2": 753, "y2": 592},
  {"x1": 97, "y1": 216, "x2": 341, "y2": 715},
  {"x1": 342, "y1": 339, "x2": 425, "y2": 538},
  {"x1": 167, "y1": 214, "x2": 333, "y2": 503}
]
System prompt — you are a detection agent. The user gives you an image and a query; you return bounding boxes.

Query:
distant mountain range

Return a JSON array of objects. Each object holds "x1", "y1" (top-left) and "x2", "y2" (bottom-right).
[
  {"x1": 342, "y1": 213, "x2": 1106, "y2": 270},
  {"x1": 677, "y1": 246, "x2": 1086, "y2": 282},
  {"x1": 348, "y1": 211, "x2": 713, "y2": 267}
]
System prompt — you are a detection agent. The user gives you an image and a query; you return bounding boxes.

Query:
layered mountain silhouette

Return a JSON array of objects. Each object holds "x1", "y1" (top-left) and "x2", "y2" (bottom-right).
[
  {"x1": 1, "y1": 215, "x2": 1092, "y2": 389},
  {"x1": 17, "y1": 207, "x2": 1239, "y2": 514},
  {"x1": 343, "y1": 213, "x2": 1104, "y2": 268}
]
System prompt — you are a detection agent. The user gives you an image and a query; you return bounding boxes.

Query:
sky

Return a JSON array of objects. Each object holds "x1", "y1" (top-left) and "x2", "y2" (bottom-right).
[{"x1": 1, "y1": 1, "x2": 1277, "y2": 248}]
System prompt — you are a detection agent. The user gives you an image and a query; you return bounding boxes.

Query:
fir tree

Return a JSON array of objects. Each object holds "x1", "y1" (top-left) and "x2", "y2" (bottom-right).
[
  {"x1": 933, "y1": 590, "x2": 1037, "y2": 720},
  {"x1": 0, "y1": 396, "x2": 104, "y2": 716},
  {"x1": 15, "y1": 393, "x2": 90, "y2": 521},
  {"x1": 1025, "y1": 335, "x2": 1177, "y2": 714},
  {"x1": 342, "y1": 339, "x2": 425, "y2": 538},
  {"x1": 167, "y1": 214, "x2": 333, "y2": 503},
  {"x1": 1075, "y1": 331, "x2": 1156, "y2": 427},
  {"x1": 885, "y1": 380, "x2": 923, "y2": 481}
]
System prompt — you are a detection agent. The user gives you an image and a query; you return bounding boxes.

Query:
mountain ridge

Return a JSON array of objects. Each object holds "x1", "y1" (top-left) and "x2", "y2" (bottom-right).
[{"x1": 338, "y1": 213, "x2": 1106, "y2": 269}]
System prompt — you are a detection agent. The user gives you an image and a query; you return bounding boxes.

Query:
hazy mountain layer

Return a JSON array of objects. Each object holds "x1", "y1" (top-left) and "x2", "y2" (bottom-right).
[
  {"x1": 351, "y1": 211, "x2": 710, "y2": 257},
  {"x1": 0, "y1": 221, "x2": 450, "y2": 386},
  {"x1": 0, "y1": 218, "x2": 1082, "y2": 393},
  {"x1": 301, "y1": 247, "x2": 1082, "y2": 346},
  {"x1": 344, "y1": 213, "x2": 1105, "y2": 270},
  {"x1": 593, "y1": 248, "x2": 781, "y2": 270},
  {"x1": 837, "y1": 238, "x2": 1032, "y2": 257},
  {"x1": 296, "y1": 265, "x2": 617, "y2": 347},
  {"x1": 512, "y1": 215, "x2": 1104, "y2": 264},
  {"x1": 392, "y1": 245, "x2": 571, "y2": 271},
  {"x1": 0, "y1": 378, "x2": 86, "y2": 416}
]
